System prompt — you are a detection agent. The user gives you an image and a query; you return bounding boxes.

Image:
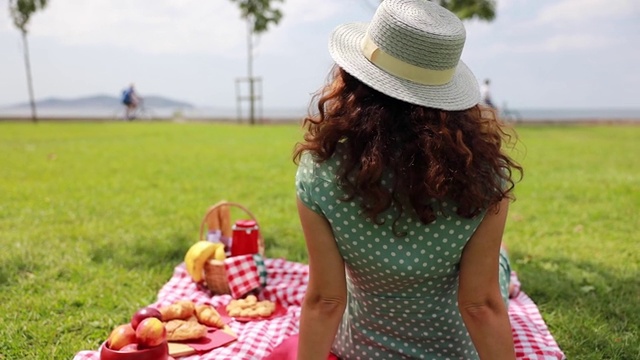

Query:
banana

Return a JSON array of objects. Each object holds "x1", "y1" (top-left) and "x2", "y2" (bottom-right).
[
  {"x1": 213, "y1": 245, "x2": 226, "y2": 261},
  {"x1": 184, "y1": 241, "x2": 223, "y2": 282}
]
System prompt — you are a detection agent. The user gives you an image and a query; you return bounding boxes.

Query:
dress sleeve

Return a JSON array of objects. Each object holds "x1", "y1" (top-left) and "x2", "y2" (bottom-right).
[{"x1": 295, "y1": 153, "x2": 323, "y2": 215}]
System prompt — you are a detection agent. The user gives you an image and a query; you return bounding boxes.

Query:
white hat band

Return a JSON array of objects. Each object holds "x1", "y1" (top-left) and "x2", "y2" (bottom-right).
[{"x1": 361, "y1": 34, "x2": 457, "y2": 86}]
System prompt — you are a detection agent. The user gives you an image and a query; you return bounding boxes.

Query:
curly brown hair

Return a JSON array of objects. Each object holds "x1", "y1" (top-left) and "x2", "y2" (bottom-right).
[{"x1": 294, "y1": 66, "x2": 523, "y2": 230}]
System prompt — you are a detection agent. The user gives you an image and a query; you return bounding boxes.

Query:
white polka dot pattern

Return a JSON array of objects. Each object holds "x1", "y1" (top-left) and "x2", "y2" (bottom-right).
[{"x1": 295, "y1": 152, "x2": 511, "y2": 359}]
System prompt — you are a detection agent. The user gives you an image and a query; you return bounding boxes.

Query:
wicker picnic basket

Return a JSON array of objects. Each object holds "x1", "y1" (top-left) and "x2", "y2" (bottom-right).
[{"x1": 200, "y1": 201, "x2": 265, "y2": 295}]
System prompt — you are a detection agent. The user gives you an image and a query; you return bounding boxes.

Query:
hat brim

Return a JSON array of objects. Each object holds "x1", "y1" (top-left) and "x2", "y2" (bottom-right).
[{"x1": 329, "y1": 23, "x2": 480, "y2": 111}]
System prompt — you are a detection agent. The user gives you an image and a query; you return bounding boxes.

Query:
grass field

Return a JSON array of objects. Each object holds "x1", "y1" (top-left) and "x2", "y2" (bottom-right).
[{"x1": 0, "y1": 121, "x2": 638, "y2": 359}]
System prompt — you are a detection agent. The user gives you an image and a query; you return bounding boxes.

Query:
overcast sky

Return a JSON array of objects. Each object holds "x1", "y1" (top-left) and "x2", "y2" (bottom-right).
[{"x1": 1, "y1": 0, "x2": 639, "y2": 110}]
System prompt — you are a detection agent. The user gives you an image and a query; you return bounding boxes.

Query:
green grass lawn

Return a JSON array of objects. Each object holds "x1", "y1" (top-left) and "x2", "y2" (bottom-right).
[{"x1": 0, "y1": 121, "x2": 638, "y2": 359}]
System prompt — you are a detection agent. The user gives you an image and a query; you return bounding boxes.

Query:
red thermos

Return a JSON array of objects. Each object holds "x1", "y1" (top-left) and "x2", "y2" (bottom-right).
[{"x1": 231, "y1": 219, "x2": 260, "y2": 256}]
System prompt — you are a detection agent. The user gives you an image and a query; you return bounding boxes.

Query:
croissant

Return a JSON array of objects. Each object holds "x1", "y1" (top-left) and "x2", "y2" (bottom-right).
[
  {"x1": 164, "y1": 319, "x2": 208, "y2": 341},
  {"x1": 160, "y1": 300, "x2": 195, "y2": 321},
  {"x1": 195, "y1": 305, "x2": 225, "y2": 328}
]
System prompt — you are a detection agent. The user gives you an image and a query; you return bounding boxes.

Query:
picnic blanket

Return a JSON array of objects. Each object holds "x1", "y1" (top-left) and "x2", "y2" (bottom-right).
[{"x1": 73, "y1": 258, "x2": 566, "y2": 360}]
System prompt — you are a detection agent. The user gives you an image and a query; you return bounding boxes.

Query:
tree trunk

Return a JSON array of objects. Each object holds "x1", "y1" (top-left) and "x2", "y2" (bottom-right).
[
  {"x1": 21, "y1": 31, "x2": 37, "y2": 123},
  {"x1": 247, "y1": 18, "x2": 256, "y2": 125}
]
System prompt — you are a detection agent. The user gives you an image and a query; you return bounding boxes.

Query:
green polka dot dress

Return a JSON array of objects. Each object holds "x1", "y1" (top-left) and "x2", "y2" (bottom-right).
[{"x1": 296, "y1": 152, "x2": 511, "y2": 360}]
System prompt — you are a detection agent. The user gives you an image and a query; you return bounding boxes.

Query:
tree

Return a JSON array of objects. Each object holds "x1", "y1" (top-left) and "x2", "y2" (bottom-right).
[
  {"x1": 9, "y1": 0, "x2": 48, "y2": 122},
  {"x1": 230, "y1": 0, "x2": 284, "y2": 125},
  {"x1": 431, "y1": 0, "x2": 496, "y2": 21},
  {"x1": 231, "y1": 0, "x2": 284, "y2": 33},
  {"x1": 375, "y1": 0, "x2": 496, "y2": 21}
]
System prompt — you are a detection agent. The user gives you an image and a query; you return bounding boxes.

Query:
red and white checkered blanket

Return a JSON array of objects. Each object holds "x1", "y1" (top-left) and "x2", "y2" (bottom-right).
[{"x1": 73, "y1": 258, "x2": 566, "y2": 360}]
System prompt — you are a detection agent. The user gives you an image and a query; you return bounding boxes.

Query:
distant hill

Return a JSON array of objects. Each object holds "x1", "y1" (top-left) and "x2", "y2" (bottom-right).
[{"x1": 3, "y1": 94, "x2": 194, "y2": 109}]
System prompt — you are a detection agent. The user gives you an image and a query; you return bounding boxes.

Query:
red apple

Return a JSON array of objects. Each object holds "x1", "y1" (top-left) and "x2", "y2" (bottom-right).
[
  {"x1": 107, "y1": 324, "x2": 137, "y2": 351},
  {"x1": 135, "y1": 317, "x2": 166, "y2": 348},
  {"x1": 131, "y1": 306, "x2": 163, "y2": 330}
]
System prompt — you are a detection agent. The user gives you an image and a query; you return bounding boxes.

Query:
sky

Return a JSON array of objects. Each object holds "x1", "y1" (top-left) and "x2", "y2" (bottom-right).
[{"x1": 1, "y1": 0, "x2": 639, "y2": 111}]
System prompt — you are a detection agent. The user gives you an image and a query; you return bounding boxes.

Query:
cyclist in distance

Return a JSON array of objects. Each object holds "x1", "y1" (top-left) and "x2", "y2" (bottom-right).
[{"x1": 121, "y1": 83, "x2": 140, "y2": 120}]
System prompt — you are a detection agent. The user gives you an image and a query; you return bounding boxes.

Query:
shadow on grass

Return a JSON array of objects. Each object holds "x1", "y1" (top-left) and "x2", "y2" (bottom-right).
[
  {"x1": 0, "y1": 256, "x2": 39, "y2": 288},
  {"x1": 89, "y1": 232, "x2": 189, "y2": 271},
  {"x1": 511, "y1": 250, "x2": 639, "y2": 360}
]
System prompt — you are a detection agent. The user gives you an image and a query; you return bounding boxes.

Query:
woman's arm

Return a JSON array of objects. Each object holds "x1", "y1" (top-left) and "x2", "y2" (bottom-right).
[
  {"x1": 296, "y1": 197, "x2": 347, "y2": 360},
  {"x1": 458, "y1": 198, "x2": 516, "y2": 360}
]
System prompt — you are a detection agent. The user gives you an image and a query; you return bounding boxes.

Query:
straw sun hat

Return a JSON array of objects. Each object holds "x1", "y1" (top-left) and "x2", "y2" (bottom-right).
[{"x1": 329, "y1": 0, "x2": 480, "y2": 111}]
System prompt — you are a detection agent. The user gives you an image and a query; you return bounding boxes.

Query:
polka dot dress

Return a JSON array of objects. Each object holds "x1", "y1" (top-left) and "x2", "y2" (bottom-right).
[{"x1": 296, "y1": 152, "x2": 511, "y2": 360}]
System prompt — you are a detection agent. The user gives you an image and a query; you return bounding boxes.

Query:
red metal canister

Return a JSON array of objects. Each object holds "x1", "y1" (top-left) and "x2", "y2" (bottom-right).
[{"x1": 231, "y1": 219, "x2": 260, "y2": 256}]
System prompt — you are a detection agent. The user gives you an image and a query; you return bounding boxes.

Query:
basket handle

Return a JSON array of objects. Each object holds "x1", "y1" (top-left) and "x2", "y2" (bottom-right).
[{"x1": 199, "y1": 201, "x2": 259, "y2": 241}]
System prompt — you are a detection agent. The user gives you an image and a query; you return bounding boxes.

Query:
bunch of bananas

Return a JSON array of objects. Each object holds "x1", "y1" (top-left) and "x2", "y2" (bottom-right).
[{"x1": 184, "y1": 241, "x2": 226, "y2": 282}]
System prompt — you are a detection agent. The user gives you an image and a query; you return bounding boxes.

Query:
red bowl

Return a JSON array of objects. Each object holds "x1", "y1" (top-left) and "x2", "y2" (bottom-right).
[{"x1": 99, "y1": 341, "x2": 169, "y2": 360}]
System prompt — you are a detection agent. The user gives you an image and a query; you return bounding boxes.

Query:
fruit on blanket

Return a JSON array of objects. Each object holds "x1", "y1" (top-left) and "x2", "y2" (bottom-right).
[
  {"x1": 135, "y1": 317, "x2": 167, "y2": 348},
  {"x1": 184, "y1": 241, "x2": 223, "y2": 282},
  {"x1": 213, "y1": 244, "x2": 226, "y2": 261},
  {"x1": 107, "y1": 324, "x2": 137, "y2": 350},
  {"x1": 131, "y1": 307, "x2": 163, "y2": 330}
]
